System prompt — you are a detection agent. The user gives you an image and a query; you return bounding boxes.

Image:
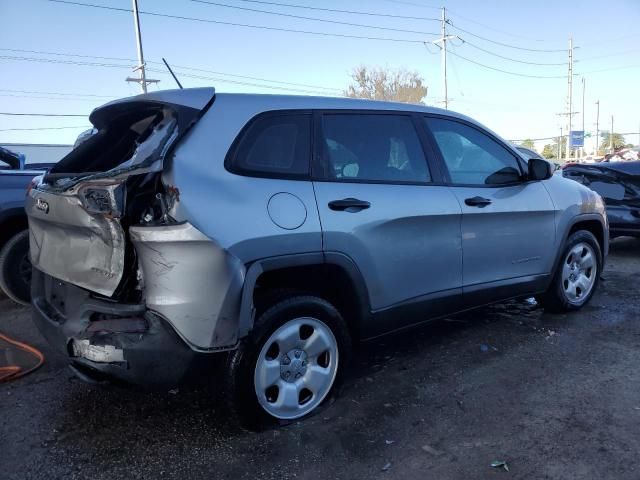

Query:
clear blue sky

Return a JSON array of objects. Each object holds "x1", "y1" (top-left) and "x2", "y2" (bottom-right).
[{"x1": 1, "y1": 0, "x2": 639, "y2": 148}]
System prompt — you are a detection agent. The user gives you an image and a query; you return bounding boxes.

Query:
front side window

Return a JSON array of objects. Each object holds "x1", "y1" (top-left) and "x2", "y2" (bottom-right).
[
  {"x1": 425, "y1": 117, "x2": 522, "y2": 185},
  {"x1": 319, "y1": 114, "x2": 431, "y2": 183},
  {"x1": 228, "y1": 113, "x2": 311, "y2": 178}
]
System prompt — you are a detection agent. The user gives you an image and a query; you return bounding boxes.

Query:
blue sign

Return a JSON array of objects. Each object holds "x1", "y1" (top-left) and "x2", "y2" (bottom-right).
[{"x1": 570, "y1": 130, "x2": 584, "y2": 147}]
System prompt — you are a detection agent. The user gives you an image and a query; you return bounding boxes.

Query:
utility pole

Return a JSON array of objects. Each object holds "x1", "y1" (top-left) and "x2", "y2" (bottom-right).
[
  {"x1": 595, "y1": 100, "x2": 600, "y2": 155},
  {"x1": 581, "y1": 77, "x2": 585, "y2": 158},
  {"x1": 558, "y1": 126, "x2": 563, "y2": 161},
  {"x1": 431, "y1": 8, "x2": 457, "y2": 110},
  {"x1": 610, "y1": 115, "x2": 614, "y2": 152},
  {"x1": 126, "y1": 0, "x2": 159, "y2": 93},
  {"x1": 565, "y1": 36, "x2": 574, "y2": 161}
]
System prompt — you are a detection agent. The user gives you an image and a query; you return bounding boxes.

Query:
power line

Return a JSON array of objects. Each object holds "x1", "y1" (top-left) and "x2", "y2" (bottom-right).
[
  {"x1": 576, "y1": 64, "x2": 640, "y2": 75},
  {"x1": 145, "y1": 62, "x2": 341, "y2": 92},
  {"x1": 0, "y1": 93, "x2": 107, "y2": 102},
  {"x1": 576, "y1": 49, "x2": 640, "y2": 62},
  {"x1": 447, "y1": 10, "x2": 557, "y2": 43},
  {"x1": 447, "y1": 49, "x2": 566, "y2": 79},
  {"x1": 379, "y1": 0, "x2": 440, "y2": 9},
  {"x1": 0, "y1": 125, "x2": 91, "y2": 132},
  {"x1": 460, "y1": 39, "x2": 568, "y2": 66},
  {"x1": 0, "y1": 47, "x2": 134, "y2": 63},
  {"x1": 189, "y1": 0, "x2": 438, "y2": 34},
  {"x1": 146, "y1": 67, "x2": 340, "y2": 95},
  {"x1": 46, "y1": 0, "x2": 428, "y2": 43},
  {"x1": 447, "y1": 21, "x2": 566, "y2": 53},
  {"x1": 0, "y1": 54, "x2": 132, "y2": 69},
  {"x1": 217, "y1": 0, "x2": 439, "y2": 21},
  {"x1": 0, "y1": 112, "x2": 87, "y2": 117},
  {"x1": 0, "y1": 49, "x2": 342, "y2": 93},
  {"x1": 0, "y1": 88, "x2": 115, "y2": 98}
]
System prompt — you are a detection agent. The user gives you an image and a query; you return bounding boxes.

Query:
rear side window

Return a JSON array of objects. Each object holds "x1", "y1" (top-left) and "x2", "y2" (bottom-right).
[
  {"x1": 227, "y1": 113, "x2": 311, "y2": 178},
  {"x1": 424, "y1": 117, "x2": 522, "y2": 185},
  {"x1": 318, "y1": 114, "x2": 431, "y2": 183}
]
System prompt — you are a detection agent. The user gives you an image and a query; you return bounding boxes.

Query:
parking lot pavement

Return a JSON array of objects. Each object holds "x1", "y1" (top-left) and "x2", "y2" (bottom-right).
[{"x1": 1, "y1": 238, "x2": 640, "y2": 480}]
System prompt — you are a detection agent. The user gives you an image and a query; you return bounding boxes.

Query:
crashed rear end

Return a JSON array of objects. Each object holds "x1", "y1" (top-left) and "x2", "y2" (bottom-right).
[{"x1": 26, "y1": 88, "x2": 242, "y2": 387}]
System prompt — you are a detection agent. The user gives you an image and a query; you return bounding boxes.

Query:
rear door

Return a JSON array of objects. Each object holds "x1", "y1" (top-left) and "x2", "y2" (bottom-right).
[
  {"x1": 423, "y1": 115, "x2": 556, "y2": 292},
  {"x1": 312, "y1": 111, "x2": 462, "y2": 333}
]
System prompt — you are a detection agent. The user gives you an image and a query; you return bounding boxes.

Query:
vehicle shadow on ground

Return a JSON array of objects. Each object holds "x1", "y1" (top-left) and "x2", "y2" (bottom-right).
[
  {"x1": 47, "y1": 240, "x2": 640, "y2": 456},
  {"x1": 49, "y1": 296, "x2": 558, "y2": 452}
]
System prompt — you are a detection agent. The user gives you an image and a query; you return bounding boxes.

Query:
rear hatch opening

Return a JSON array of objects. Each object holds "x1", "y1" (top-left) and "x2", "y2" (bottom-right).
[{"x1": 26, "y1": 88, "x2": 215, "y2": 301}]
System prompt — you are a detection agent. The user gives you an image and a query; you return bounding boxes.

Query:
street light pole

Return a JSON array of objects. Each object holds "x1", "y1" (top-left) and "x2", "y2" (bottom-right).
[
  {"x1": 565, "y1": 36, "x2": 574, "y2": 161},
  {"x1": 595, "y1": 100, "x2": 600, "y2": 155},
  {"x1": 581, "y1": 77, "x2": 585, "y2": 158},
  {"x1": 611, "y1": 115, "x2": 614, "y2": 152}
]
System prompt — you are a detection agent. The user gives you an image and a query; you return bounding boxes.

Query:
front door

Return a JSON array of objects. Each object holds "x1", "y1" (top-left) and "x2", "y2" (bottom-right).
[
  {"x1": 423, "y1": 116, "x2": 556, "y2": 290},
  {"x1": 312, "y1": 111, "x2": 463, "y2": 335}
]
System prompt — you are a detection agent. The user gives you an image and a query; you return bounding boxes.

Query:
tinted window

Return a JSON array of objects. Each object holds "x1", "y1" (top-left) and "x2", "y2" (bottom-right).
[
  {"x1": 319, "y1": 114, "x2": 430, "y2": 183},
  {"x1": 425, "y1": 117, "x2": 522, "y2": 185},
  {"x1": 229, "y1": 113, "x2": 311, "y2": 178}
]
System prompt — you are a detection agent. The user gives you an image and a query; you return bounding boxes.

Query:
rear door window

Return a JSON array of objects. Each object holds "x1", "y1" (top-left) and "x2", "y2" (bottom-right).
[
  {"x1": 227, "y1": 113, "x2": 311, "y2": 178},
  {"x1": 317, "y1": 113, "x2": 431, "y2": 183},
  {"x1": 424, "y1": 117, "x2": 523, "y2": 185}
]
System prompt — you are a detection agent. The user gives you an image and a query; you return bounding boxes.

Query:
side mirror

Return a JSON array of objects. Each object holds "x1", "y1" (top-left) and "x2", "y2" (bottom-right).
[{"x1": 528, "y1": 157, "x2": 553, "y2": 181}]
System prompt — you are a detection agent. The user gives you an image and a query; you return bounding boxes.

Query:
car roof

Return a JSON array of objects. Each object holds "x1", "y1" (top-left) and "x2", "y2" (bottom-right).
[
  {"x1": 565, "y1": 161, "x2": 640, "y2": 176},
  {"x1": 93, "y1": 88, "x2": 513, "y2": 150}
]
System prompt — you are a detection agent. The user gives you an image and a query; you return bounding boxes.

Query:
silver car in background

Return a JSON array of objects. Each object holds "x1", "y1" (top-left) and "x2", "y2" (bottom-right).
[{"x1": 26, "y1": 88, "x2": 608, "y2": 424}]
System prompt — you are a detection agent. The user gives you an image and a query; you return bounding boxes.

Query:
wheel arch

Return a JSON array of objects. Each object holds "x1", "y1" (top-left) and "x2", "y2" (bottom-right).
[
  {"x1": 0, "y1": 209, "x2": 28, "y2": 250},
  {"x1": 237, "y1": 252, "x2": 372, "y2": 342},
  {"x1": 550, "y1": 214, "x2": 608, "y2": 283}
]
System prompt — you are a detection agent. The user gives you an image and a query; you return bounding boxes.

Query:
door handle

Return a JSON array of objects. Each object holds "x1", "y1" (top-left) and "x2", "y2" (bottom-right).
[
  {"x1": 328, "y1": 198, "x2": 371, "y2": 212},
  {"x1": 464, "y1": 196, "x2": 492, "y2": 208}
]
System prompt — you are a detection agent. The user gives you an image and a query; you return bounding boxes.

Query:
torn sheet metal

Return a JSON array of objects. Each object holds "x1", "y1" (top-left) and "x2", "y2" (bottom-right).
[{"x1": 130, "y1": 222, "x2": 245, "y2": 349}]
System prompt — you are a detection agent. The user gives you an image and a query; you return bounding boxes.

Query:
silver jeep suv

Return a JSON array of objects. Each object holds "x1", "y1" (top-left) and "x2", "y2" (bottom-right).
[{"x1": 26, "y1": 88, "x2": 608, "y2": 422}]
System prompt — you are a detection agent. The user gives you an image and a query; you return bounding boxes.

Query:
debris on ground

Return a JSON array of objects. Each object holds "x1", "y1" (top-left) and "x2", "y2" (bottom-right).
[
  {"x1": 490, "y1": 460, "x2": 509, "y2": 471},
  {"x1": 421, "y1": 444, "x2": 444, "y2": 456},
  {"x1": 385, "y1": 440, "x2": 395, "y2": 445},
  {"x1": 381, "y1": 462, "x2": 392, "y2": 472}
]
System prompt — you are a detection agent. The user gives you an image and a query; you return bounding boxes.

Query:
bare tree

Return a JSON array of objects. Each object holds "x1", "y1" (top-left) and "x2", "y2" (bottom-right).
[{"x1": 344, "y1": 66, "x2": 428, "y2": 105}]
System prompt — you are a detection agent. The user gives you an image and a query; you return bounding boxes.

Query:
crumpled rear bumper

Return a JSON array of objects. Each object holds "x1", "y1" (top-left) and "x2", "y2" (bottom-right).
[{"x1": 31, "y1": 268, "x2": 208, "y2": 388}]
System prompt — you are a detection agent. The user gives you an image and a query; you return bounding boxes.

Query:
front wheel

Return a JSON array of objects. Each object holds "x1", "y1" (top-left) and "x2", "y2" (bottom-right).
[
  {"x1": 223, "y1": 295, "x2": 351, "y2": 426},
  {"x1": 537, "y1": 230, "x2": 602, "y2": 313}
]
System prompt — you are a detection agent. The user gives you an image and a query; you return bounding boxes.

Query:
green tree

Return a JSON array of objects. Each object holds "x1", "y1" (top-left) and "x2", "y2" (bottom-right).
[
  {"x1": 345, "y1": 66, "x2": 428, "y2": 105},
  {"x1": 599, "y1": 132, "x2": 626, "y2": 154},
  {"x1": 541, "y1": 144, "x2": 556, "y2": 159},
  {"x1": 519, "y1": 138, "x2": 535, "y2": 149}
]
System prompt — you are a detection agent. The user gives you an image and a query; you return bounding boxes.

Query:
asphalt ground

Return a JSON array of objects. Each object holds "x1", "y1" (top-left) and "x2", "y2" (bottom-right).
[{"x1": 1, "y1": 237, "x2": 639, "y2": 479}]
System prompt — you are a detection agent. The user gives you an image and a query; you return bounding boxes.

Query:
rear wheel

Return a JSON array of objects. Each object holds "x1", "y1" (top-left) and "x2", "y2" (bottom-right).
[
  {"x1": 223, "y1": 295, "x2": 351, "y2": 426},
  {"x1": 0, "y1": 230, "x2": 32, "y2": 306},
  {"x1": 537, "y1": 230, "x2": 602, "y2": 313}
]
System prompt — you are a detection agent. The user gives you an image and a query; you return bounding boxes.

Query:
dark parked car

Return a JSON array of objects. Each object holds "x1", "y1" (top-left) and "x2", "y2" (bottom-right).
[
  {"x1": 563, "y1": 161, "x2": 640, "y2": 238},
  {"x1": 0, "y1": 146, "x2": 53, "y2": 304}
]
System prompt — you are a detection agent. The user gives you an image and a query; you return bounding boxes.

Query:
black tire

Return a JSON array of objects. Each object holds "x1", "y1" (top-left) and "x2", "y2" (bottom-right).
[
  {"x1": 0, "y1": 230, "x2": 32, "y2": 306},
  {"x1": 537, "y1": 230, "x2": 602, "y2": 313},
  {"x1": 223, "y1": 295, "x2": 351, "y2": 428}
]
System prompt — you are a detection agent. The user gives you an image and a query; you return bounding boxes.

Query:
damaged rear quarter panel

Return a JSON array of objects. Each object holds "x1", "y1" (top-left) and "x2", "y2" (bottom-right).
[{"x1": 130, "y1": 223, "x2": 245, "y2": 349}]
